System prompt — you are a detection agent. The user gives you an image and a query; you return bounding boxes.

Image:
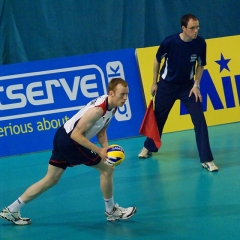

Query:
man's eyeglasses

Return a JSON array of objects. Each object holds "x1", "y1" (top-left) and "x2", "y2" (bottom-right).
[{"x1": 187, "y1": 26, "x2": 200, "y2": 31}]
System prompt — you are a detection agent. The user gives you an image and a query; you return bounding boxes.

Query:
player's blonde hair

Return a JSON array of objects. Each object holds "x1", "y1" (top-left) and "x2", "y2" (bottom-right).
[{"x1": 108, "y1": 78, "x2": 128, "y2": 93}]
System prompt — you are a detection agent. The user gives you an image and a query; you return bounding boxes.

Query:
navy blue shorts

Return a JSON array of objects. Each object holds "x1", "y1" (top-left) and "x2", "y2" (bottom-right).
[{"x1": 49, "y1": 127, "x2": 101, "y2": 170}]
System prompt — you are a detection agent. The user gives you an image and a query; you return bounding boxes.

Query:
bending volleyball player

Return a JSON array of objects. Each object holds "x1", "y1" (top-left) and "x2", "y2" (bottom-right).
[{"x1": 0, "y1": 78, "x2": 137, "y2": 225}]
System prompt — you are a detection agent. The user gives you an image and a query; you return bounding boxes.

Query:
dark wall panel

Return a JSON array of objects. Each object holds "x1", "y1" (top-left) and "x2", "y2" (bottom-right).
[{"x1": 0, "y1": 0, "x2": 239, "y2": 64}]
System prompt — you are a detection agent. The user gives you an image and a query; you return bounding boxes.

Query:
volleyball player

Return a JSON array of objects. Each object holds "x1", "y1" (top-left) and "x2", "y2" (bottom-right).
[{"x1": 0, "y1": 78, "x2": 137, "y2": 225}]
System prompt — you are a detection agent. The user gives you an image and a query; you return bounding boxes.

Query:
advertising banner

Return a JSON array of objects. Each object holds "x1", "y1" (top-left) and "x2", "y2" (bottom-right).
[
  {"x1": 136, "y1": 35, "x2": 240, "y2": 133},
  {"x1": 0, "y1": 49, "x2": 145, "y2": 157}
]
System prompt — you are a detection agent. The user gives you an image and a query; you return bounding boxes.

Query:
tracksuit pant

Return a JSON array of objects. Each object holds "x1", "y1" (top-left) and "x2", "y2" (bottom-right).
[{"x1": 144, "y1": 79, "x2": 214, "y2": 163}]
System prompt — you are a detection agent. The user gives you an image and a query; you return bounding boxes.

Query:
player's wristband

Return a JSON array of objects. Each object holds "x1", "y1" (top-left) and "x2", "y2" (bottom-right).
[{"x1": 193, "y1": 84, "x2": 200, "y2": 89}]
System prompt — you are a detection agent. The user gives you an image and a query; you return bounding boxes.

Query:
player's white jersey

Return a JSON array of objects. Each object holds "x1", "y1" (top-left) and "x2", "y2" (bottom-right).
[{"x1": 64, "y1": 95, "x2": 116, "y2": 140}]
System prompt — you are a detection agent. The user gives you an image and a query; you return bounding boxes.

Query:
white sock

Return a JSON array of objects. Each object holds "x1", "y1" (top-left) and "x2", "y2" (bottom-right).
[
  {"x1": 7, "y1": 197, "x2": 26, "y2": 212},
  {"x1": 104, "y1": 197, "x2": 114, "y2": 213}
]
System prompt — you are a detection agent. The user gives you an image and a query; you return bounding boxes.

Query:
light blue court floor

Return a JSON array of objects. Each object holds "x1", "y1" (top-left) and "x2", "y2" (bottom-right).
[{"x1": 0, "y1": 122, "x2": 240, "y2": 240}]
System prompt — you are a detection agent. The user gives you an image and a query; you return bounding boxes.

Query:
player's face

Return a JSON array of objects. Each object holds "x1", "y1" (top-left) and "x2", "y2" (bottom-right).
[
  {"x1": 182, "y1": 19, "x2": 200, "y2": 40},
  {"x1": 109, "y1": 84, "x2": 129, "y2": 107}
]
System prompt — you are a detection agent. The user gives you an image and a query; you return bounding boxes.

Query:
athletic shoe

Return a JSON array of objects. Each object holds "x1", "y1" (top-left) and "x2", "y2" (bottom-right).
[
  {"x1": 105, "y1": 204, "x2": 137, "y2": 221},
  {"x1": 0, "y1": 207, "x2": 31, "y2": 225},
  {"x1": 202, "y1": 161, "x2": 218, "y2": 172},
  {"x1": 138, "y1": 147, "x2": 152, "y2": 158}
]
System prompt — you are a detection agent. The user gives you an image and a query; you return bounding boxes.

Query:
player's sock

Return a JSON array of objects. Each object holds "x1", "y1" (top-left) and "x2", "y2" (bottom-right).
[
  {"x1": 7, "y1": 197, "x2": 26, "y2": 212},
  {"x1": 104, "y1": 197, "x2": 114, "y2": 213}
]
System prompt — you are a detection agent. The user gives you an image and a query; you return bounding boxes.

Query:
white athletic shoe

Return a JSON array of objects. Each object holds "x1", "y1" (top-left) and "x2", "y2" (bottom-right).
[
  {"x1": 105, "y1": 204, "x2": 137, "y2": 221},
  {"x1": 138, "y1": 147, "x2": 152, "y2": 158},
  {"x1": 202, "y1": 161, "x2": 218, "y2": 172},
  {"x1": 0, "y1": 207, "x2": 31, "y2": 225}
]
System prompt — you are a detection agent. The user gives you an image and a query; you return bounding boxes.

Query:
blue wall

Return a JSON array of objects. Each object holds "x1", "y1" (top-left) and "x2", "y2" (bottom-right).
[{"x1": 0, "y1": 48, "x2": 146, "y2": 157}]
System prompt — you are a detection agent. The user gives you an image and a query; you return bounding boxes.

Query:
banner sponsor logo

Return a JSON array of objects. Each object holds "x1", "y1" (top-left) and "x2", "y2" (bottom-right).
[
  {"x1": 0, "y1": 49, "x2": 145, "y2": 157},
  {"x1": 106, "y1": 61, "x2": 131, "y2": 121}
]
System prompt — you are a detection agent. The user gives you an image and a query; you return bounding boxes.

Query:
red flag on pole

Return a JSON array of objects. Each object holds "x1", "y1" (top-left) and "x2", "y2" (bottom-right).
[{"x1": 139, "y1": 99, "x2": 161, "y2": 148}]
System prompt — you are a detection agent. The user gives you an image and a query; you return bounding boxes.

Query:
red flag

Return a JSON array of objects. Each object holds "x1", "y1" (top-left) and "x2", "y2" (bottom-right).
[{"x1": 139, "y1": 99, "x2": 161, "y2": 148}]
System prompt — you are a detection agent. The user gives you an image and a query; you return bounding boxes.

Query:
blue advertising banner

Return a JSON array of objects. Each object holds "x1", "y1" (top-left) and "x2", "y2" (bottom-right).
[{"x1": 0, "y1": 49, "x2": 145, "y2": 157}]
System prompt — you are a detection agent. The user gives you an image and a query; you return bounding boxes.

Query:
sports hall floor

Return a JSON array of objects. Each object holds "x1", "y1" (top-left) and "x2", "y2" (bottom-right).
[{"x1": 0, "y1": 122, "x2": 239, "y2": 240}]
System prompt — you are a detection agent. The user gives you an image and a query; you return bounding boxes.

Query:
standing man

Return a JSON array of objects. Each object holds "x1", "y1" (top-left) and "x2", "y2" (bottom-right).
[
  {"x1": 138, "y1": 14, "x2": 218, "y2": 172},
  {"x1": 0, "y1": 78, "x2": 137, "y2": 225}
]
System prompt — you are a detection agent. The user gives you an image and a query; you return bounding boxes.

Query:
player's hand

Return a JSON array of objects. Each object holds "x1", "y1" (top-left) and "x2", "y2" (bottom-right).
[
  {"x1": 98, "y1": 147, "x2": 109, "y2": 162},
  {"x1": 189, "y1": 87, "x2": 202, "y2": 102},
  {"x1": 98, "y1": 146, "x2": 115, "y2": 167},
  {"x1": 151, "y1": 83, "x2": 158, "y2": 96}
]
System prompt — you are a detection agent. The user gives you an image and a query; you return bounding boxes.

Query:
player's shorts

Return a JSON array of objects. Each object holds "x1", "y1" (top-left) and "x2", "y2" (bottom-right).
[{"x1": 49, "y1": 126, "x2": 101, "y2": 170}]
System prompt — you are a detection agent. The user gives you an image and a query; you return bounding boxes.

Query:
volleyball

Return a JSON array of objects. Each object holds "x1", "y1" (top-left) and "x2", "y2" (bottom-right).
[{"x1": 106, "y1": 144, "x2": 125, "y2": 166}]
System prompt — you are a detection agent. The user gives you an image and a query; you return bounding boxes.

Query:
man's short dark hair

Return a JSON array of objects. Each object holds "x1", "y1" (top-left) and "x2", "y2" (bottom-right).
[{"x1": 181, "y1": 14, "x2": 198, "y2": 28}]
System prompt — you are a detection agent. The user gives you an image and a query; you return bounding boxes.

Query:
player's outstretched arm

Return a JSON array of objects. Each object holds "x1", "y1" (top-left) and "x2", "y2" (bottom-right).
[
  {"x1": 97, "y1": 125, "x2": 109, "y2": 148},
  {"x1": 70, "y1": 107, "x2": 105, "y2": 156}
]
